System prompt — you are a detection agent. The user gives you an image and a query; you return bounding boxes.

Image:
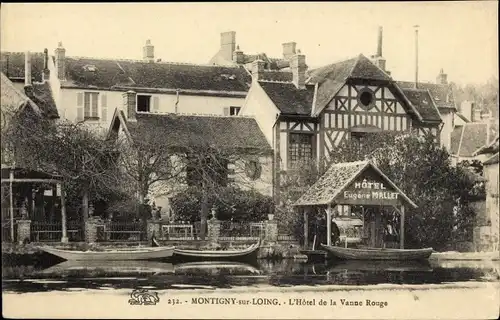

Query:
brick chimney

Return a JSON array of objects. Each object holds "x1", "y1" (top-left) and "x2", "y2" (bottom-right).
[
  {"x1": 251, "y1": 59, "x2": 265, "y2": 81},
  {"x1": 290, "y1": 51, "x2": 306, "y2": 89},
  {"x1": 232, "y1": 45, "x2": 245, "y2": 64},
  {"x1": 436, "y1": 68, "x2": 448, "y2": 85},
  {"x1": 42, "y1": 48, "x2": 50, "y2": 81},
  {"x1": 24, "y1": 51, "x2": 34, "y2": 106},
  {"x1": 143, "y1": 40, "x2": 154, "y2": 62},
  {"x1": 472, "y1": 103, "x2": 482, "y2": 122},
  {"x1": 371, "y1": 26, "x2": 386, "y2": 71},
  {"x1": 282, "y1": 42, "x2": 296, "y2": 60},
  {"x1": 123, "y1": 90, "x2": 137, "y2": 122},
  {"x1": 220, "y1": 31, "x2": 236, "y2": 62},
  {"x1": 54, "y1": 42, "x2": 66, "y2": 80},
  {"x1": 24, "y1": 51, "x2": 32, "y2": 85}
]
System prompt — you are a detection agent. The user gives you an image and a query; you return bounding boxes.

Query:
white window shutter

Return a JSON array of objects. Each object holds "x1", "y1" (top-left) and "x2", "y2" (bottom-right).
[
  {"x1": 152, "y1": 96, "x2": 159, "y2": 113},
  {"x1": 101, "y1": 93, "x2": 108, "y2": 122},
  {"x1": 76, "y1": 92, "x2": 84, "y2": 122},
  {"x1": 223, "y1": 107, "x2": 230, "y2": 116}
]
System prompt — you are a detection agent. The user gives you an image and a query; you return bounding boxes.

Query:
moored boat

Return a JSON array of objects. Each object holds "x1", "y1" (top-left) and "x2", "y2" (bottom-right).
[
  {"x1": 38, "y1": 245, "x2": 175, "y2": 261},
  {"x1": 173, "y1": 242, "x2": 260, "y2": 262},
  {"x1": 320, "y1": 244, "x2": 433, "y2": 261}
]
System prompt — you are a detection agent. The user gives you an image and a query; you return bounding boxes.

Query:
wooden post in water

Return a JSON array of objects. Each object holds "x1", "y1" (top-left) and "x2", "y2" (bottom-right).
[
  {"x1": 326, "y1": 203, "x2": 332, "y2": 246},
  {"x1": 400, "y1": 205, "x2": 405, "y2": 249},
  {"x1": 303, "y1": 207, "x2": 309, "y2": 249}
]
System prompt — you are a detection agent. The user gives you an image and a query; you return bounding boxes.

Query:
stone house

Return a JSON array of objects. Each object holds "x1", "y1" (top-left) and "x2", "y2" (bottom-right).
[
  {"x1": 237, "y1": 28, "x2": 460, "y2": 205},
  {"x1": 2, "y1": 41, "x2": 252, "y2": 134},
  {"x1": 106, "y1": 108, "x2": 273, "y2": 216}
]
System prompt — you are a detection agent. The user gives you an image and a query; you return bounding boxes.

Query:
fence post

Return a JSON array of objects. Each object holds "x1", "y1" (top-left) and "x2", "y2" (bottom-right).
[
  {"x1": 207, "y1": 218, "x2": 221, "y2": 243},
  {"x1": 85, "y1": 217, "x2": 101, "y2": 243},
  {"x1": 147, "y1": 219, "x2": 161, "y2": 241},
  {"x1": 264, "y1": 219, "x2": 278, "y2": 243},
  {"x1": 17, "y1": 219, "x2": 31, "y2": 244}
]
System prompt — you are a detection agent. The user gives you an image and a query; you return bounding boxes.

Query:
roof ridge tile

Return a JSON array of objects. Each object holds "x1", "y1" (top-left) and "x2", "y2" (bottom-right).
[{"x1": 66, "y1": 55, "x2": 243, "y2": 68}]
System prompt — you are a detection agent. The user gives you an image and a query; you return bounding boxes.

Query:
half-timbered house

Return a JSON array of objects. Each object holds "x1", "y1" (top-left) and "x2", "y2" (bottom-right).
[{"x1": 240, "y1": 33, "x2": 448, "y2": 203}]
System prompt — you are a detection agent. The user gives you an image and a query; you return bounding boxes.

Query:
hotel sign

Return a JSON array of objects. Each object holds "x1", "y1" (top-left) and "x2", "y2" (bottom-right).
[{"x1": 338, "y1": 178, "x2": 401, "y2": 206}]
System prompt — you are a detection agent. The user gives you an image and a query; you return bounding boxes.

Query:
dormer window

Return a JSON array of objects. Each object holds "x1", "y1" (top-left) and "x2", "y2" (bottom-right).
[
  {"x1": 230, "y1": 106, "x2": 241, "y2": 116},
  {"x1": 83, "y1": 64, "x2": 97, "y2": 72},
  {"x1": 220, "y1": 74, "x2": 237, "y2": 80},
  {"x1": 137, "y1": 94, "x2": 151, "y2": 112}
]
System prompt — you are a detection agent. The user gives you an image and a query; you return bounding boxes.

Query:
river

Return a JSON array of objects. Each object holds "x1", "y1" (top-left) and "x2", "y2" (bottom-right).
[{"x1": 2, "y1": 256, "x2": 499, "y2": 319}]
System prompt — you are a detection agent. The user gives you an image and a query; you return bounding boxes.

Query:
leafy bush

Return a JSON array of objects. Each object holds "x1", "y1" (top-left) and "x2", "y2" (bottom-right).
[{"x1": 170, "y1": 186, "x2": 273, "y2": 222}]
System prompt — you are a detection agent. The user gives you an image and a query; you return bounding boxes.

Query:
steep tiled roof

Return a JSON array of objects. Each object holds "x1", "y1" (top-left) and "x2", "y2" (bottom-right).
[
  {"x1": 295, "y1": 161, "x2": 367, "y2": 206},
  {"x1": 126, "y1": 113, "x2": 272, "y2": 153},
  {"x1": 397, "y1": 81, "x2": 456, "y2": 110},
  {"x1": 0, "y1": 51, "x2": 45, "y2": 82},
  {"x1": 63, "y1": 57, "x2": 251, "y2": 92},
  {"x1": 475, "y1": 135, "x2": 499, "y2": 156},
  {"x1": 306, "y1": 55, "x2": 392, "y2": 116},
  {"x1": 258, "y1": 81, "x2": 315, "y2": 116},
  {"x1": 307, "y1": 56, "x2": 358, "y2": 85},
  {"x1": 259, "y1": 71, "x2": 293, "y2": 82},
  {"x1": 307, "y1": 54, "x2": 391, "y2": 85},
  {"x1": 295, "y1": 160, "x2": 416, "y2": 207},
  {"x1": 27, "y1": 82, "x2": 59, "y2": 118},
  {"x1": 400, "y1": 88, "x2": 441, "y2": 122},
  {"x1": 0, "y1": 72, "x2": 41, "y2": 116},
  {"x1": 452, "y1": 121, "x2": 499, "y2": 157}
]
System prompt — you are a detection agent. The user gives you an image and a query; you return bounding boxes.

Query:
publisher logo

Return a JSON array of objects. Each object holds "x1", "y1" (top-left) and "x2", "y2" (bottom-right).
[{"x1": 128, "y1": 289, "x2": 160, "y2": 306}]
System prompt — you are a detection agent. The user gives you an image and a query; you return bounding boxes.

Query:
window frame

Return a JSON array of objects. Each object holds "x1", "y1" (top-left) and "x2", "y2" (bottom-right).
[
  {"x1": 83, "y1": 91, "x2": 100, "y2": 120},
  {"x1": 136, "y1": 94, "x2": 152, "y2": 113},
  {"x1": 357, "y1": 88, "x2": 375, "y2": 110},
  {"x1": 288, "y1": 132, "x2": 315, "y2": 168},
  {"x1": 229, "y1": 106, "x2": 241, "y2": 116}
]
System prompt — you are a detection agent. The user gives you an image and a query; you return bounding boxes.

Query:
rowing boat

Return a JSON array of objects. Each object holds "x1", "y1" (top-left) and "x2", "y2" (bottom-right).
[
  {"x1": 173, "y1": 242, "x2": 260, "y2": 261},
  {"x1": 320, "y1": 244, "x2": 433, "y2": 261},
  {"x1": 38, "y1": 245, "x2": 175, "y2": 261}
]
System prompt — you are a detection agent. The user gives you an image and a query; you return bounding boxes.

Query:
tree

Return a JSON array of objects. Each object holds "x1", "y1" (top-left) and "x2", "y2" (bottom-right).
[
  {"x1": 112, "y1": 125, "x2": 185, "y2": 220},
  {"x1": 276, "y1": 159, "x2": 327, "y2": 241},
  {"x1": 2, "y1": 109, "x2": 121, "y2": 220},
  {"x1": 326, "y1": 131, "x2": 478, "y2": 249},
  {"x1": 110, "y1": 116, "x2": 273, "y2": 240}
]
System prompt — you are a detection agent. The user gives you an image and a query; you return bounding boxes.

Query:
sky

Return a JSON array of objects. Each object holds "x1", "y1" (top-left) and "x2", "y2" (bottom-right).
[{"x1": 1, "y1": 2, "x2": 498, "y2": 85}]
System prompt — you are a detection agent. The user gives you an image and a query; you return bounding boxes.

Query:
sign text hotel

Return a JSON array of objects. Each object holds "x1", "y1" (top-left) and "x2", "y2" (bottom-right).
[{"x1": 341, "y1": 179, "x2": 399, "y2": 204}]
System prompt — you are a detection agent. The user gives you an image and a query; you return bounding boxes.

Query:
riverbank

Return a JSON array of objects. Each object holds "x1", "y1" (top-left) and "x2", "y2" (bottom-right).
[
  {"x1": 2, "y1": 242, "x2": 499, "y2": 262},
  {"x1": 430, "y1": 251, "x2": 500, "y2": 261},
  {"x1": 2, "y1": 241, "x2": 302, "y2": 261},
  {"x1": 3, "y1": 281, "x2": 498, "y2": 319}
]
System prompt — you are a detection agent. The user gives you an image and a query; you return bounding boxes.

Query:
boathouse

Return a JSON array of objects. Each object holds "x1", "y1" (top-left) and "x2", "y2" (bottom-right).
[{"x1": 294, "y1": 160, "x2": 417, "y2": 249}]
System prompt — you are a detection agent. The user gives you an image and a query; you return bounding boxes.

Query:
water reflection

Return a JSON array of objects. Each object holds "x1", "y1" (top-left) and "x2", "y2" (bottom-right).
[{"x1": 2, "y1": 258, "x2": 499, "y2": 293}]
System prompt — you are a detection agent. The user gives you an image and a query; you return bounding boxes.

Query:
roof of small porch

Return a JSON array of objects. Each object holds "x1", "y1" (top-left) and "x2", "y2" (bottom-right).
[
  {"x1": 294, "y1": 160, "x2": 417, "y2": 208},
  {"x1": 0, "y1": 166, "x2": 63, "y2": 183}
]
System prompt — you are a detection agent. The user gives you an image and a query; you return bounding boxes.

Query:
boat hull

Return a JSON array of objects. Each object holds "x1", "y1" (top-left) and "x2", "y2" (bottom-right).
[
  {"x1": 38, "y1": 246, "x2": 175, "y2": 261},
  {"x1": 173, "y1": 243, "x2": 259, "y2": 262},
  {"x1": 320, "y1": 244, "x2": 433, "y2": 261}
]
